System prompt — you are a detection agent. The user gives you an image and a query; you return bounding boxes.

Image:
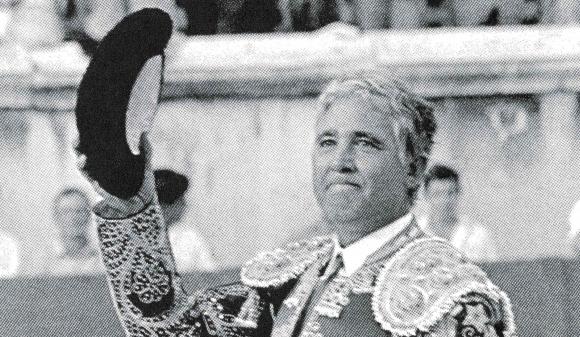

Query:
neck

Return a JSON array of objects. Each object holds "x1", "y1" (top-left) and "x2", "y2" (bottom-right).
[
  {"x1": 331, "y1": 206, "x2": 410, "y2": 247},
  {"x1": 428, "y1": 213, "x2": 458, "y2": 239}
]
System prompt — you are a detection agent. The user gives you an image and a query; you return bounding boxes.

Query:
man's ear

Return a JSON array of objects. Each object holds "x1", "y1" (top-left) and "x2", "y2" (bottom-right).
[{"x1": 403, "y1": 133, "x2": 421, "y2": 190}]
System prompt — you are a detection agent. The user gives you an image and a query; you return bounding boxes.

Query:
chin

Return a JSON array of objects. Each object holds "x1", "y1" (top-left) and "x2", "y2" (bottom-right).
[{"x1": 321, "y1": 204, "x2": 361, "y2": 224}]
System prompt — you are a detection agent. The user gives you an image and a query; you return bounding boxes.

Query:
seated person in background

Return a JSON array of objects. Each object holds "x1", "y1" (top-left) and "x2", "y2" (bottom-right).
[
  {"x1": 0, "y1": 229, "x2": 19, "y2": 278},
  {"x1": 278, "y1": 0, "x2": 339, "y2": 32},
  {"x1": 175, "y1": 0, "x2": 219, "y2": 35},
  {"x1": 154, "y1": 169, "x2": 217, "y2": 272},
  {"x1": 420, "y1": 164, "x2": 499, "y2": 262},
  {"x1": 51, "y1": 187, "x2": 102, "y2": 276},
  {"x1": 176, "y1": 0, "x2": 281, "y2": 35},
  {"x1": 568, "y1": 200, "x2": 580, "y2": 256}
]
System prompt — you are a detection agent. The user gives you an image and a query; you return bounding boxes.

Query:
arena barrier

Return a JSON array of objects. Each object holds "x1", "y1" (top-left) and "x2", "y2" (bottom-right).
[{"x1": 1, "y1": 259, "x2": 579, "y2": 337}]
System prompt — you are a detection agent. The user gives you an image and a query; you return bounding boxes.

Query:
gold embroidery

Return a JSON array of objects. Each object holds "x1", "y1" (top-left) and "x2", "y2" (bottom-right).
[
  {"x1": 241, "y1": 236, "x2": 335, "y2": 288},
  {"x1": 372, "y1": 238, "x2": 516, "y2": 337}
]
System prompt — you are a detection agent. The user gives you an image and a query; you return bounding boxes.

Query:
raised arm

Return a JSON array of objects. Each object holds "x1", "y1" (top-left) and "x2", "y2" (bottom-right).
[{"x1": 75, "y1": 10, "x2": 269, "y2": 336}]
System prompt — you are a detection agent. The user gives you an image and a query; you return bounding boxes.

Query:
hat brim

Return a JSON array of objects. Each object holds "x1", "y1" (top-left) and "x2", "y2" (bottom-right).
[{"x1": 75, "y1": 8, "x2": 173, "y2": 199}]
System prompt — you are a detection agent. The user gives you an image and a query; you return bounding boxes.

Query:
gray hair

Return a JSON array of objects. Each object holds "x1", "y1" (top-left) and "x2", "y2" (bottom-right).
[{"x1": 318, "y1": 76, "x2": 437, "y2": 199}]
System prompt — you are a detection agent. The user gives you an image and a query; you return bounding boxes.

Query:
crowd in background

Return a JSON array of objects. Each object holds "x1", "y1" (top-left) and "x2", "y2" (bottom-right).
[{"x1": 0, "y1": 0, "x2": 543, "y2": 55}]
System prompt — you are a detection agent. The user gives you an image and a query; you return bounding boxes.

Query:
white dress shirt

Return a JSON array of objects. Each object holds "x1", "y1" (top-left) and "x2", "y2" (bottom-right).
[
  {"x1": 169, "y1": 223, "x2": 217, "y2": 272},
  {"x1": 337, "y1": 213, "x2": 414, "y2": 277},
  {"x1": 0, "y1": 230, "x2": 19, "y2": 278},
  {"x1": 569, "y1": 200, "x2": 580, "y2": 240}
]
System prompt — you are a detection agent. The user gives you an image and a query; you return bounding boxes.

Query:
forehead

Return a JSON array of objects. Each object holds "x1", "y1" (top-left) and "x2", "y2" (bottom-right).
[
  {"x1": 315, "y1": 95, "x2": 398, "y2": 138},
  {"x1": 426, "y1": 179, "x2": 459, "y2": 193}
]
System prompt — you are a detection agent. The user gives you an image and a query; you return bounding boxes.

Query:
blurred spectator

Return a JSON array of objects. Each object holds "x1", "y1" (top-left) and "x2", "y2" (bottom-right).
[
  {"x1": 176, "y1": 0, "x2": 219, "y2": 35},
  {"x1": 449, "y1": 0, "x2": 540, "y2": 26},
  {"x1": 419, "y1": 164, "x2": 499, "y2": 262},
  {"x1": 232, "y1": 0, "x2": 282, "y2": 33},
  {"x1": 569, "y1": 200, "x2": 580, "y2": 256},
  {"x1": 0, "y1": 229, "x2": 19, "y2": 278},
  {"x1": 178, "y1": 0, "x2": 282, "y2": 34},
  {"x1": 177, "y1": 0, "x2": 339, "y2": 35},
  {"x1": 485, "y1": 97, "x2": 537, "y2": 170},
  {"x1": 281, "y1": 0, "x2": 338, "y2": 32},
  {"x1": 155, "y1": 169, "x2": 217, "y2": 272},
  {"x1": 423, "y1": 0, "x2": 455, "y2": 27},
  {"x1": 51, "y1": 187, "x2": 102, "y2": 276}
]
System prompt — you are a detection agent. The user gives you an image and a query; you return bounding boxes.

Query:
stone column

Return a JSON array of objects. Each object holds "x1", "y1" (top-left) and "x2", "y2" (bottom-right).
[{"x1": 539, "y1": 91, "x2": 577, "y2": 179}]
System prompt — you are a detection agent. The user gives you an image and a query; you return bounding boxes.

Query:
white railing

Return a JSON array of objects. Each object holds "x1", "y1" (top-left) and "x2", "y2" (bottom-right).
[{"x1": 2, "y1": 24, "x2": 580, "y2": 109}]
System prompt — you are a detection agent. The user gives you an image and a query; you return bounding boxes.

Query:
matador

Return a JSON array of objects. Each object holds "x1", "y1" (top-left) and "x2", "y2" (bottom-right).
[{"x1": 75, "y1": 8, "x2": 516, "y2": 337}]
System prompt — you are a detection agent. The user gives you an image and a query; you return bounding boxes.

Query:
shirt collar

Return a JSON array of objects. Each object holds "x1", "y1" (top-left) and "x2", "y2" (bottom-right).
[
  {"x1": 337, "y1": 213, "x2": 414, "y2": 276},
  {"x1": 569, "y1": 200, "x2": 580, "y2": 239}
]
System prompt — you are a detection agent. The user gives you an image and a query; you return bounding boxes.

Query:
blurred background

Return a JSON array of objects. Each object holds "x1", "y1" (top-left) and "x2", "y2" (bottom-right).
[{"x1": 1, "y1": 0, "x2": 580, "y2": 336}]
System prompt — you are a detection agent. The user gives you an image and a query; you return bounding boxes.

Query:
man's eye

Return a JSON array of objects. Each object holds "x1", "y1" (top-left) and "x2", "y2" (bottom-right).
[
  {"x1": 319, "y1": 139, "x2": 336, "y2": 147},
  {"x1": 356, "y1": 139, "x2": 376, "y2": 148}
]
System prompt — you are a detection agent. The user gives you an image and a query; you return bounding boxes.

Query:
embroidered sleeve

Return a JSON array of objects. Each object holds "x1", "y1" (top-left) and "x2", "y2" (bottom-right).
[{"x1": 95, "y1": 203, "x2": 266, "y2": 336}]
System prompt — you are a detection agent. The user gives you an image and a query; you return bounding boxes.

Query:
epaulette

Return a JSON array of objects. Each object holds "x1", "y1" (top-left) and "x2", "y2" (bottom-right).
[
  {"x1": 241, "y1": 236, "x2": 335, "y2": 288},
  {"x1": 372, "y1": 237, "x2": 516, "y2": 336}
]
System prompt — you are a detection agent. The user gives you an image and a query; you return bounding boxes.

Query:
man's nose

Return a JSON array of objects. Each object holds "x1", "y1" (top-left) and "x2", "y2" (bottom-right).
[{"x1": 331, "y1": 143, "x2": 356, "y2": 173}]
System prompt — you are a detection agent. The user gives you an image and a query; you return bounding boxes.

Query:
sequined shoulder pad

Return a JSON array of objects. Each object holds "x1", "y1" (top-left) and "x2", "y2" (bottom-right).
[
  {"x1": 372, "y1": 237, "x2": 516, "y2": 336},
  {"x1": 240, "y1": 236, "x2": 335, "y2": 288}
]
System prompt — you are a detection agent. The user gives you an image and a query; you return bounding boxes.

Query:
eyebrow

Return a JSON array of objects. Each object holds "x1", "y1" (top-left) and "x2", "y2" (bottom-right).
[
  {"x1": 316, "y1": 130, "x2": 336, "y2": 140},
  {"x1": 353, "y1": 131, "x2": 385, "y2": 146}
]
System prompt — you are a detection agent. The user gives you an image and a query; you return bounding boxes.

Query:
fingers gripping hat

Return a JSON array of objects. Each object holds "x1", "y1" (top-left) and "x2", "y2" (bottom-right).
[{"x1": 75, "y1": 8, "x2": 173, "y2": 199}]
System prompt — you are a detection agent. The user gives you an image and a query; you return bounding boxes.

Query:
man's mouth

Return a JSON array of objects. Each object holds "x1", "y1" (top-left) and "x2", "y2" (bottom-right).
[{"x1": 327, "y1": 181, "x2": 360, "y2": 190}]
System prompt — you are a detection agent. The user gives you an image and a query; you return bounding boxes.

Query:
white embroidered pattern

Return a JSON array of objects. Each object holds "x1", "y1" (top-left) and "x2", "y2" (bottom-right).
[
  {"x1": 96, "y1": 204, "x2": 264, "y2": 337},
  {"x1": 372, "y1": 237, "x2": 516, "y2": 337},
  {"x1": 240, "y1": 236, "x2": 335, "y2": 288}
]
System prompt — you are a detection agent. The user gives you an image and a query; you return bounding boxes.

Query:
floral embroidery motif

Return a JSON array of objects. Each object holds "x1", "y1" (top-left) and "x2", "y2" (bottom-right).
[
  {"x1": 130, "y1": 251, "x2": 171, "y2": 304},
  {"x1": 241, "y1": 236, "x2": 335, "y2": 288},
  {"x1": 372, "y1": 238, "x2": 516, "y2": 337},
  {"x1": 98, "y1": 220, "x2": 130, "y2": 271}
]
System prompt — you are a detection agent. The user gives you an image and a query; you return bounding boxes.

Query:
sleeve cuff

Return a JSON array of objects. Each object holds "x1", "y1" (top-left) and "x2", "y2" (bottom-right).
[{"x1": 93, "y1": 200, "x2": 154, "y2": 220}]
